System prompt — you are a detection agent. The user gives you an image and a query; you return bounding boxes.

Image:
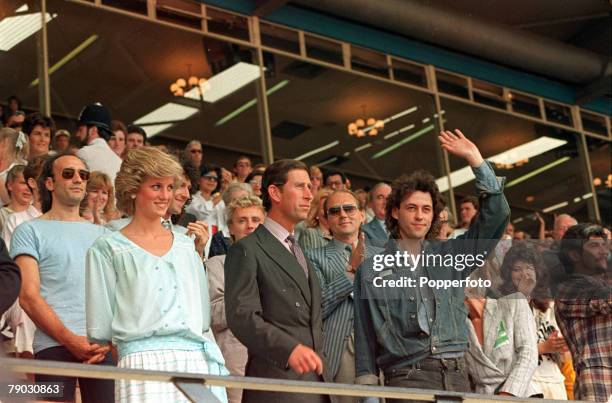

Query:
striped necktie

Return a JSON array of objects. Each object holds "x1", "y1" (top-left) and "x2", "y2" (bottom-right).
[{"x1": 286, "y1": 235, "x2": 309, "y2": 279}]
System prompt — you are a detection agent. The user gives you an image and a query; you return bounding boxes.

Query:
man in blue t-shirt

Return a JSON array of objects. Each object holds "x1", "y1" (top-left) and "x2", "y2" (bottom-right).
[{"x1": 11, "y1": 153, "x2": 114, "y2": 403}]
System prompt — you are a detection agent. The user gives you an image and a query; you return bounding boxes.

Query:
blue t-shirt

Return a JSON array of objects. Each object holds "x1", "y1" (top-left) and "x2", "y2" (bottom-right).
[{"x1": 10, "y1": 220, "x2": 109, "y2": 354}]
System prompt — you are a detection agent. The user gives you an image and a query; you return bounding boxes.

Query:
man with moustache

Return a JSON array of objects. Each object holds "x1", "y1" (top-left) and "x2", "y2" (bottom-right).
[
  {"x1": 11, "y1": 154, "x2": 114, "y2": 402},
  {"x1": 354, "y1": 130, "x2": 510, "y2": 401},
  {"x1": 225, "y1": 159, "x2": 330, "y2": 403},
  {"x1": 555, "y1": 224, "x2": 611, "y2": 402},
  {"x1": 305, "y1": 189, "x2": 382, "y2": 403}
]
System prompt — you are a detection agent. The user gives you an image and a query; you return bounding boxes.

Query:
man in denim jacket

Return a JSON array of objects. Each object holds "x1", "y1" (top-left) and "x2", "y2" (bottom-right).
[{"x1": 354, "y1": 129, "x2": 510, "y2": 400}]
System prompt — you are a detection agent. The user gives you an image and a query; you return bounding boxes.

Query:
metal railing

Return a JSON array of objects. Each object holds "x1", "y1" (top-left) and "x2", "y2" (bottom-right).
[{"x1": 1, "y1": 357, "x2": 578, "y2": 403}]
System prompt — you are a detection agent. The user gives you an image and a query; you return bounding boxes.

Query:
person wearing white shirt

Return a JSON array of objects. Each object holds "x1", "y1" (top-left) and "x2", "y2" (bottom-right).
[{"x1": 75, "y1": 103, "x2": 122, "y2": 184}]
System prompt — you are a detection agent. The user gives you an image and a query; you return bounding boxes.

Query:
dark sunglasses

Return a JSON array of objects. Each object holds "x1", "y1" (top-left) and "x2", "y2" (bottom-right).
[
  {"x1": 327, "y1": 204, "x2": 358, "y2": 216},
  {"x1": 61, "y1": 168, "x2": 90, "y2": 181},
  {"x1": 202, "y1": 174, "x2": 218, "y2": 181}
]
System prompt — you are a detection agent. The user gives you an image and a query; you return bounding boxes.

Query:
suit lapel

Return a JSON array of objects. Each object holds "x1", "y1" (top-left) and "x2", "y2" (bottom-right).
[{"x1": 256, "y1": 226, "x2": 312, "y2": 305}]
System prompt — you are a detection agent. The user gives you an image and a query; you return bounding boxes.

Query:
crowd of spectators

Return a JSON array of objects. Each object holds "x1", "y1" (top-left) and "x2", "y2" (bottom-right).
[{"x1": 0, "y1": 96, "x2": 610, "y2": 403}]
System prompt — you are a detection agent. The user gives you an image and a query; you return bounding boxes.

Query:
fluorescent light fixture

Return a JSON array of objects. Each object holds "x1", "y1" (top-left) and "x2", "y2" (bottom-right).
[
  {"x1": 318, "y1": 156, "x2": 338, "y2": 167},
  {"x1": 215, "y1": 80, "x2": 289, "y2": 127},
  {"x1": 134, "y1": 103, "x2": 199, "y2": 138},
  {"x1": 184, "y1": 62, "x2": 261, "y2": 103},
  {"x1": 354, "y1": 143, "x2": 372, "y2": 152},
  {"x1": 343, "y1": 151, "x2": 350, "y2": 157},
  {"x1": 513, "y1": 217, "x2": 524, "y2": 224},
  {"x1": 437, "y1": 136, "x2": 568, "y2": 192},
  {"x1": 488, "y1": 137, "x2": 567, "y2": 167},
  {"x1": 505, "y1": 156, "x2": 571, "y2": 188},
  {"x1": 0, "y1": 6, "x2": 56, "y2": 51},
  {"x1": 295, "y1": 140, "x2": 339, "y2": 161},
  {"x1": 582, "y1": 193, "x2": 592, "y2": 199},
  {"x1": 372, "y1": 124, "x2": 435, "y2": 159},
  {"x1": 384, "y1": 124, "x2": 415, "y2": 140},
  {"x1": 573, "y1": 197, "x2": 581, "y2": 203},
  {"x1": 30, "y1": 35, "x2": 98, "y2": 87},
  {"x1": 385, "y1": 106, "x2": 417, "y2": 122},
  {"x1": 542, "y1": 201, "x2": 568, "y2": 213},
  {"x1": 422, "y1": 117, "x2": 430, "y2": 124}
]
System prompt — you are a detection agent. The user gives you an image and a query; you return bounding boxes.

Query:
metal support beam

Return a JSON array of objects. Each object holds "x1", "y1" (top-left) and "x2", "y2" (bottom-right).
[
  {"x1": 572, "y1": 106, "x2": 601, "y2": 223},
  {"x1": 251, "y1": 16, "x2": 275, "y2": 164},
  {"x1": 37, "y1": 0, "x2": 51, "y2": 116}
]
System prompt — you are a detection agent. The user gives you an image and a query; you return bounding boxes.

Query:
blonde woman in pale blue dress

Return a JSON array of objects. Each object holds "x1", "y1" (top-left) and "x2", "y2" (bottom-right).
[{"x1": 85, "y1": 147, "x2": 228, "y2": 403}]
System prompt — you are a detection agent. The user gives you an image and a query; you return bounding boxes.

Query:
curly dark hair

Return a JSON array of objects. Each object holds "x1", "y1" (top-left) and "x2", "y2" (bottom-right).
[
  {"x1": 200, "y1": 163, "x2": 222, "y2": 195},
  {"x1": 385, "y1": 170, "x2": 445, "y2": 240},
  {"x1": 499, "y1": 242, "x2": 550, "y2": 298},
  {"x1": 559, "y1": 223, "x2": 607, "y2": 274}
]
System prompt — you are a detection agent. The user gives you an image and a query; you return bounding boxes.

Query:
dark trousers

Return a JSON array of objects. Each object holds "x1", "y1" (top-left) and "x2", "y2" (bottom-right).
[
  {"x1": 383, "y1": 357, "x2": 470, "y2": 403},
  {"x1": 35, "y1": 345, "x2": 115, "y2": 403}
]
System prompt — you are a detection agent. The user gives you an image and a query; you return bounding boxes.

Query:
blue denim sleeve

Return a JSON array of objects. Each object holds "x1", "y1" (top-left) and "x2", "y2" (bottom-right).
[{"x1": 471, "y1": 161, "x2": 502, "y2": 193}]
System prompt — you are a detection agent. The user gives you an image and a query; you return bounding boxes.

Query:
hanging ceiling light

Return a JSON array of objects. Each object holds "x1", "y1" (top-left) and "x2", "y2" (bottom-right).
[
  {"x1": 170, "y1": 65, "x2": 209, "y2": 99},
  {"x1": 348, "y1": 105, "x2": 384, "y2": 137}
]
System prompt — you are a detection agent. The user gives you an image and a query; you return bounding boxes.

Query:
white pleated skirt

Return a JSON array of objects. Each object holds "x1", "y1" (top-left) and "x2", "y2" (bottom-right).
[{"x1": 117, "y1": 349, "x2": 226, "y2": 403}]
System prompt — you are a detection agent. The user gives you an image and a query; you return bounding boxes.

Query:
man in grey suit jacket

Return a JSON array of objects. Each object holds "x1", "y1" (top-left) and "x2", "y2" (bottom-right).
[
  {"x1": 305, "y1": 190, "x2": 383, "y2": 403},
  {"x1": 362, "y1": 183, "x2": 391, "y2": 248},
  {"x1": 225, "y1": 159, "x2": 330, "y2": 403}
]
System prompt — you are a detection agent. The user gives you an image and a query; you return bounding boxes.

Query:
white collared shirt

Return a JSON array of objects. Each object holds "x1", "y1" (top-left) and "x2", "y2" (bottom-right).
[{"x1": 76, "y1": 138, "x2": 122, "y2": 184}]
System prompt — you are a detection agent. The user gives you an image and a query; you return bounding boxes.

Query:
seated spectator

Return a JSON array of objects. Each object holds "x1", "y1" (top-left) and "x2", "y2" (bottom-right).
[
  {"x1": 2, "y1": 157, "x2": 45, "y2": 247},
  {"x1": 245, "y1": 171, "x2": 262, "y2": 197},
  {"x1": 109, "y1": 120, "x2": 127, "y2": 158},
  {"x1": 23, "y1": 112, "x2": 53, "y2": 160},
  {"x1": 0, "y1": 165, "x2": 31, "y2": 230},
  {"x1": 233, "y1": 155, "x2": 252, "y2": 183},
  {"x1": 53, "y1": 129, "x2": 70, "y2": 153},
  {"x1": 207, "y1": 195, "x2": 264, "y2": 403},
  {"x1": 80, "y1": 171, "x2": 119, "y2": 225},
  {"x1": 125, "y1": 124, "x2": 147, "y2": 150},
  {"x1": 498, "y1": 243, "x2": 569, "y2": 400},
  {"x1": 184, "y1": 140, "x2": 203, "y2": 170},
  {"x1": 298, "y1": 188, "x2": 332, "y2": 251},
  {"x1": 0, "y1": 128, "x2": 27, "y2": 206},
  {"x1": 556, "y1": 224, "x2": 611, "y2": 402}
]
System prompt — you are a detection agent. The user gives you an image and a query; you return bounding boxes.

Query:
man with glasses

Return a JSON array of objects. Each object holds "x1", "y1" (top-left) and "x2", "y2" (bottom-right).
[
  {"x1": 556, "y1": 224, "x2": 611, "y2": 402},
  {"x1": 185, "y1": 140, "x2": 203, "y2": 170},
  {"x1": 11, "y1": 153, "x2": 114, "y2": 402},
  {"x1": 305, "y1": 190, "x2": 382, "y2": 403},
  {"x1": 234, "y1": 155, "x2": 253, "y2": 183},
  {"x1": 324, "y1": 170, "x2": 347, "y2": 191},
  {"x1": 76, "y1": 102, "x2": 122, "y2": 184}
]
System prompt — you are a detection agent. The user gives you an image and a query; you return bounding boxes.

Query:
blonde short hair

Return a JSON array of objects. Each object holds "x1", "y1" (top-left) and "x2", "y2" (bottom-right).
[
  {"x1": 307, "y1": 188, "x2": 332, "y2": 228},
  {"x1": 115, "y1": 147, "x2": 182, "y2": 216},
  {"x1": 226, "y1": 195, "x2": 264, "y2": 226}
]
